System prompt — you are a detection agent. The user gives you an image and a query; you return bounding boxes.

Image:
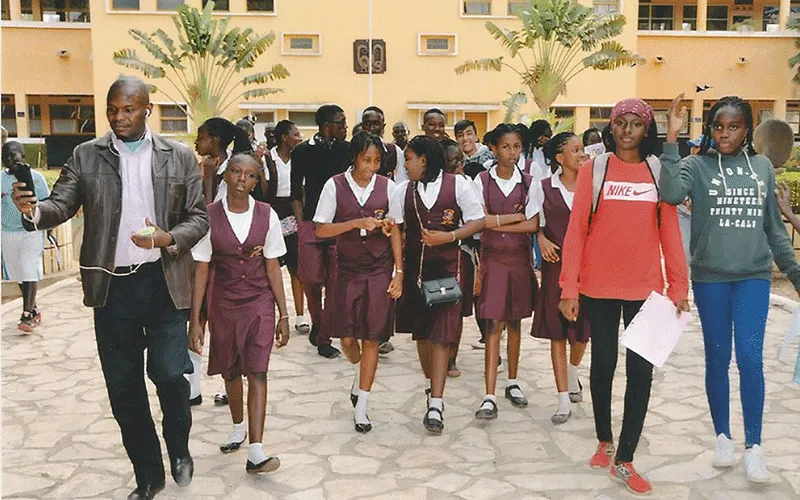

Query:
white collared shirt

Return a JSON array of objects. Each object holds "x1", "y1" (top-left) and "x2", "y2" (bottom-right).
[
  {"x1": 191, "y1": 195, "x2": 286, "y2": 262},
  {"x1": 388, "y1": 171, "x2": 484, "y2": 224},
  {"x1": 471, "y1": 165, "x2": 543, "y2": 220},
  {"x1": 313, "y1": 169, "x2": 397, "y2": 236},
  {"x1": 540, "y1": 167, "x2": 574, "y2": 227},
  {"x1": 269, "y1": 146, "x2": 292, "y2": 197},
  {"x1": 386, "y1": 141, "x2": 408, "y2": 184},
  {"x1": 111, "y1": 127, "x2": 160, "y2": 267}
]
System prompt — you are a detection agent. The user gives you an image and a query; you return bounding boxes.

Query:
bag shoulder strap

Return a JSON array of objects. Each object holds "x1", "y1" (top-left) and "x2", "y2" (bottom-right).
[
  {"x1": 644, "y1": 154, "x2": 662, "y2": 227},
  {"x1": 588, "y1": 152, "x2": 611, "y2": 227}
]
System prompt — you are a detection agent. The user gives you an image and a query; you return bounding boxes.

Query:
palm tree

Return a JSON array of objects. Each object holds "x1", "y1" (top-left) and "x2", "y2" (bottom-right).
[
  {"x1": 456, "y1": 0, "x2": 643, "y2": 112},
  {"x1": 113, "y1": 1, "x2": 288, "y2": 127}
]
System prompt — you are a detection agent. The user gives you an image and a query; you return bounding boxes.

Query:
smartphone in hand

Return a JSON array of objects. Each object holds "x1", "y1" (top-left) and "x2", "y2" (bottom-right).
[{"x1": 13, "y1": 163, "x2": 36, "y2": 199}]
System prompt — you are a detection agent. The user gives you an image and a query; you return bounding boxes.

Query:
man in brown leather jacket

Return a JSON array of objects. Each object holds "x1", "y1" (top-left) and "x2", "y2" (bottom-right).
[{"x1": 13, "y1": 76, "x2": 207, "y2": 500}]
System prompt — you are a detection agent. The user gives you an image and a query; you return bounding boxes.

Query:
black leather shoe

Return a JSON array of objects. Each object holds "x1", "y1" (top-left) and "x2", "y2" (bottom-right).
[
  {"x1": 246, "y1": 456, "x2": 281, "y2": 474},
  {"x1": 308, "y1": 324, "x2": 319, "y2": 346},
  {"x1": 504, "y1": 384, "x2": 528, "y2": 408},
  {"x1": 317, "y1": 343, "x2": 341, "y2": 359},
  {"x1": 423, "y1": 406, "x2": 443, "y2": 435},
  {"x1": 354, "y1": 416, "x2": 372, "y2": 433},
  {"x1": 170, "y1": 456, "x2": 193, "y2": 487},
  {"x1": 127, "y1": 484, "x2": 164, "y2": 500},
  {"x1": 189, "y1": 395, "x2": 202, "y2": 406}
]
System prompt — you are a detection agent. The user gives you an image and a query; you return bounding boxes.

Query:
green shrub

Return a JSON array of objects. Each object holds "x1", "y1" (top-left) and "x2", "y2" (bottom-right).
[
  {"x1": 38, "y1": 169, "x2": 61, "y2": 190},
  {"x1": 776, "y1": 171, "x2": 800, "y2": 212},
  {"x1": 22, "y1": 143, "x2": 47, "y2": 169},
  {"x1": 786, "y1": 145, "x2": 800, "y2": 169}
]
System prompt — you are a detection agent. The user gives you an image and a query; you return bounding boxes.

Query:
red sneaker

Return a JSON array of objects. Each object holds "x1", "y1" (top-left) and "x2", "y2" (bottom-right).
[
  {"x1": 610, "y1": 462, "x2": 652, "y2": 496},
  {"x1": 589, "y1": 441, "x2": 615, "y2": 469}
]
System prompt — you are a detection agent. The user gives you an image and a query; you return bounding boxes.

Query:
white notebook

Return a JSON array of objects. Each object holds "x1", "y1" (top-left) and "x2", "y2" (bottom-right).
[{"x1": 620, "y1": 291, "x2": 691, "y2": 368}]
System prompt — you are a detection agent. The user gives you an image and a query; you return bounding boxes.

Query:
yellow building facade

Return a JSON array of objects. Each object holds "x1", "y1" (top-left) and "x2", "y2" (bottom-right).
[{"x1": 1, "y1": 0, "x2": 798, "y2": 163}]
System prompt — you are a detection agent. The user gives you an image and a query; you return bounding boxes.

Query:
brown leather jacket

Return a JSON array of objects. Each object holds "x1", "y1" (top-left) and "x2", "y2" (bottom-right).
[{"x1": 29, "y1": 132, "x2": 208, "y2": 308}]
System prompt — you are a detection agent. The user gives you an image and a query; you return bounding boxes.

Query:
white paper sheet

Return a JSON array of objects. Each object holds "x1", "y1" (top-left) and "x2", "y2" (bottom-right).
[{"x1": 620, "y1": 291, "x2": 691, "y2": 368}]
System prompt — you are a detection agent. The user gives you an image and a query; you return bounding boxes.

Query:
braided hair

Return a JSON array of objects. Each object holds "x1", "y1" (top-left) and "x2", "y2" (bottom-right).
[
  {"x1": 543, "y1": 132, "x2": 577, "y2": 174},
  {"x1": 198, "y1": 117, "x2": 252, "y2": 155},
  {"x1": 700, "y1": 96, "x2": 756, "y2": 156}
]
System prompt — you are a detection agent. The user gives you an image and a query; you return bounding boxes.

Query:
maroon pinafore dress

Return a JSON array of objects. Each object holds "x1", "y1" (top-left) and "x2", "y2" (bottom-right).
[
  {"x1": 326, "y1": 174, "x2": 394, "y2": 340},
  {"x1": 206, "y1": 200, "x2": 276, "y2": 379},
  {"x1": 395, "y1": 174, "x2": 463, "y2": 344},
  {"x1": 477, "y1": 170, "x2": 538, "y2": 321},
  {"x1": 532, "y1": 178, "x2": 590, "y2": 342}
]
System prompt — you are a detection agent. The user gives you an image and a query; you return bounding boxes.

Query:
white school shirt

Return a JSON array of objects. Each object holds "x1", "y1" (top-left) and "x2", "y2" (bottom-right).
[
  {"x1": 313, "y1": 169, "x2": 397, "y2": 236},
  {"x1": 472, "y1": 165, "x2": 543, "y2": 220},
  {"x1": 269, "y1": 146, "x2": 292, "y2": 197},
  {"x1": 191, "y1": 195, "x2": 286, "y2": 262},
  {"x1": 212, "y1": 157, "x2": 230, "y2": 203},
  {"x1": 111, "y1": 128, "x2": 160, "y2": 267},
  {"x1": 539, "y1": 167, "x2": 574, "y2": 227},
  {"x1": 388, "y1": 142, "x2": 408, "y2": 184},
  {"x1": 388, "y1": 171, "x2": 484, "y2": 225}
]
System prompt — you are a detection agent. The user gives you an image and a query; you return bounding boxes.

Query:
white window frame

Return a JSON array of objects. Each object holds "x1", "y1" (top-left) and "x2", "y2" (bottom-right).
[
  {"x1": 280, "y1": 32, "x2": 322, "y2": 56},
  {"x1": 417, "y1": 33, "x2": 458, "y2": 56}
]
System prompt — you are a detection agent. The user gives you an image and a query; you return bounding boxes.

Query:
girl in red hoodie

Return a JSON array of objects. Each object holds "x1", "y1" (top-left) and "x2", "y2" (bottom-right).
[{"x1": 559, "y1": 99, "x2": 689, "y2": 496}]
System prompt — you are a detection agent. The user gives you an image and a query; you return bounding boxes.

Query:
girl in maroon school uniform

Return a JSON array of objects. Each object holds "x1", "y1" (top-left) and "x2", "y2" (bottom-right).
[
  {"x1": 188, "y1": 154, "x2": 290, "y2": 474},
  {"x1": 533, "y1": 132, "x2": 590, "y2": 425},
  {"x1": 471, "y1": 124, "x2": 541, "y2": 420},
  {"x1": 313, "y1": 132, "x2": 403, "y2": 433},
  {"x1": 390, "y1": 136, "x2": 484, "y2": 435}
]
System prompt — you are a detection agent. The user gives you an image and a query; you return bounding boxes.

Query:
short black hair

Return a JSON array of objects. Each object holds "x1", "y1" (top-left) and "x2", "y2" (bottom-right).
[
  {"x1": 454, "y1": 119, "x2": 476, "y2": 136},
  {"x1": 483, "y1": 129, "x2": 497, "y2": 147},
  {"x1": 701, "y1": 96, "x2": 756, "y2": 156},
  {"x1": 544, "y1": 132, "x2": 577, "y2": 172},
  {"x1": 606, "y1": 120, "x2": 662, "y2": 158},
  {"x1": 582, "y1": 127, "x2": 602, "y2": 147},
  {"x1": 315, "y1": 104, "x2": 344, "y2": 127},
  {"x1": 227, "y1": 152, "x2": 260, "y2": 171},
  {"x1": 199, "y1": 117, "x2": 252, "y2": 155},
  {"x1": 2, "y1": 140, "x2": 24, "y2": 156},
  {"x1": 362, "y1": 106, "x2": 384, "y2": 118},
  {"x1": 529, "y1": 119, "x2": 552, "y2": 140},
  {"x1": 349, "y1": 131, "x2": 384, "y2": 166},
  {"x1": 407, "y1": 135, "x2": 445, "y2": 184},
  {"x1": 423, "y1": 108, "x2": 446, "y2": 124},
  {"x1": 274, "y1": 120, "x2": 295, "y2": 145}
]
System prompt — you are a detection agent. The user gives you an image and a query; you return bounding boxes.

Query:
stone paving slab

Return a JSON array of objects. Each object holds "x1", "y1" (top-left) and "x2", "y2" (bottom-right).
[{"x1": 3, "y1": 273, "x2": 800, "y2": 499}]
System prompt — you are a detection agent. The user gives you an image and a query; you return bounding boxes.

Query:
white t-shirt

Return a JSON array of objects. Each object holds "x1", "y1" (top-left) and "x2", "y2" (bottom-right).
[
  {"x1": 191, "y1": 196, "x2": 286, "y2": 262},
  {"x1": 540, "y1": 167, "x2": 574, "y2": 227},
  {"x1": 269, "y1": 147, "x2": 292, "y2": 198},
  {"x1": 314, "y1": 170, "x2": 397, "y2": 236},
  {"x1": 388, "y1": 171, "x2": 484, "y2": 225},
  {"x1": 472, "y1": 165, "x2": 543, "y2": 220},
  {"x1": 388, "y1": 142, "x2": 408, "y2": 184}
]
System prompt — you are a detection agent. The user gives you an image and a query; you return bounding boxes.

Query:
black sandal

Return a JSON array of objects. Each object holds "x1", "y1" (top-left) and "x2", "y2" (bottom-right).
[
  {"x1": 220, "y1": 436, "x2": 246, "y2": 454},
  {"x1": 246, "y1": 456, "x2": 281, "y2": 474},
  {"x1": 475, "y1": 398, "x2": 498, "y2": 420},
  {"x1": 423, "y1": 406, "x2": 444, "y2": 435},
  {"x1": 354, "y1": 416, "x2": 372, "y2": 433},
  {"x1": 504, "y1": 384, "x2": 528, "y2": 408}
]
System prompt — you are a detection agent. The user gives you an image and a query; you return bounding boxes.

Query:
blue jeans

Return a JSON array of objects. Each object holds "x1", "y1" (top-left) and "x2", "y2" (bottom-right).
[{"x1": 692, "y1": 279, "x2": 770, "y2": 447}]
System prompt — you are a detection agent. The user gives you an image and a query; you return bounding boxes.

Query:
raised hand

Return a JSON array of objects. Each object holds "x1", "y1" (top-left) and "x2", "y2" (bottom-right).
[{"x1": 666, "y1": 93, "x2": 687, "y2": 143}]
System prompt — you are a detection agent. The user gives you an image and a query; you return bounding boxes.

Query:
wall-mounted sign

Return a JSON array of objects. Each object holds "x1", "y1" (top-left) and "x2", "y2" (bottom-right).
[{"x1": 354, "y1": 39, "x2": 386, "y2": 74}]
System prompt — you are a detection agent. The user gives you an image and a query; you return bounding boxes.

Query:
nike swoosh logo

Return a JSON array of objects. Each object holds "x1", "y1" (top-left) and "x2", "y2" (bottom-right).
[{"x1": 633, "y1": 189, "x2": 653, "y2": 196}]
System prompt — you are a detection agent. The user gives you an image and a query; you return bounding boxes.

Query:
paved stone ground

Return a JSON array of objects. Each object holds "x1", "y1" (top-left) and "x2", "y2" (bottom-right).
[{"x1": 3, "y1": 273, "x2": 800, "y2": 499}]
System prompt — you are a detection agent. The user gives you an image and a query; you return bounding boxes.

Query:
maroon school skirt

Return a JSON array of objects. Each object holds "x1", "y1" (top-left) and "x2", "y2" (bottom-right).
[
  {"x1": 396, "y1": 272, "x2": 462, "y2": 346},
  {"x1": 208, "y1": 293, "x2": 276, "y2": 379},
  {"x1": 460, "y1": 249, "x2": 475, "y2": 318},
  {"x1": 327, "y1": 264, "x2": 394, "y2": 341},
  {"x1": 477, "y1": 251, "x2": 537, "y2": 321},
  {"x1": 532, "y1": 260, "x2": 590, "y2": 342},
  {"x1": 296, "y1": 220, "x2": 336, "y2": 286}
]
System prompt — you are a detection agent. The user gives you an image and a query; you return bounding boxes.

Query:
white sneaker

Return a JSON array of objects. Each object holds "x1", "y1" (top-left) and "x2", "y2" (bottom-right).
[
  {"x1": 743, "y1": 444, "x2": 771, "y2": 483},
  {"x1": 712, "y1": 433, "x2": 735, "y2": 468}
]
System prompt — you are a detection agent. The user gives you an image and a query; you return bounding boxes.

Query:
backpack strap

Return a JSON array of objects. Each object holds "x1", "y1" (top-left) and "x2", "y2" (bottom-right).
[
  {"x1": 588, "y1": 152, "x2": 612, "y2": 227},
  {"x1": 644, "y1": 154, "x2": 662, "y2": 228}
]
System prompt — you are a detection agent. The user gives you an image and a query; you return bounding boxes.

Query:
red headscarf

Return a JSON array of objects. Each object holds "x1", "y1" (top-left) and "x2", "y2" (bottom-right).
[{"x1": 610, "y1": 98, "x2": 654, "y2": 128}]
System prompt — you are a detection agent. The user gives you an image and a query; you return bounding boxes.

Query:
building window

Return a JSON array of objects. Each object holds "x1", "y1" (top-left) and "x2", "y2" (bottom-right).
[
  {"x1": 49, "y1": 103, "x2": 94, "y2": 135},
  {"x1": 593, "y1": 0, "x2": 618, "y2": 14},
  {"x1": 419, "y1": 35, "x2": 457, "y2": 56},
  {"x1": 159, "y1": 105, "x2": 188, "y2": 134},
  {"x1": 707, "y1": 5, "x2": 728, "y2": 31},
  {"x1": 282, "y1": 34, "x2": 321, "y2": 56},
  {"x1": 507, "y1": 0, "x2": 526, "y2": 15},
  {"x1": 589, "y1": 107, "x2": 612, "y2": 130},
  {"x1": 20, "y1": 0, "x2": 90, "y2": 22},
  {"x1": 157, "y1": 0, "x2": 183, "y2": 10},
  {"x1": 463, "y1": 1, "x2": 491, "y2": 15},
  {"x1": 682, "y1": 5, "x2": 697, "y2": 30},
  {"x1": 2, "y1": 95, "x2": 17, "y2": 137},
  {"x1": 28, "y1": 104, "x2": 42, "y2": 137},
  {"x1": 111, "y1": 0, "x2": 139, "y2": 9},
  {"x1": 247, "y1": 0, "x2": 274, "y2": 12},
  {"x1": 202, "y1": 0, "x2": 228, "y2": 10},
  {"x1": 654, "y1": 110, "x2": 690, "y2": 136},
  {"x1": 638, "y1": 5, "x2": 674, "y2": 30},
  {"x1": 787, "y1": 103, "x2": 800, "y2": 136},
  {"x1": 287, "y1": 111, "x2": 317, "y2": 129}
]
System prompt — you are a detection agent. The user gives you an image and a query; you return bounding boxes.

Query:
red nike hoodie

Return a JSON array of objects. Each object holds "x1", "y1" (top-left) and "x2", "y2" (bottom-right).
[{"x1": 559, "y1": 155, "x2": 688, "y2": 303}]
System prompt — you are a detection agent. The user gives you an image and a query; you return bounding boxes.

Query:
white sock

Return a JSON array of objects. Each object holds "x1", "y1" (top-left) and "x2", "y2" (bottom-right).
[
  {"x1": 428, "y1": 397, "x2": 444, "y2": 421},
  {"x1": 295, "y1": 314, "x2": 307, "y2": 326},
  {"x1": 230, "y1": 421, "x2": 247, "y2": 443},
  {"x1": 557, "y1": 392, "x2": 571, "y2": 414},
  {"x1": 481, "y1": 394, "x2": 496, "y2": 410},
  {"x1": 217, "y1": 383, "x2": 227, "y2": 397},
  {"x1": 248, "y1": 442, "x2": 267, "y2": 464},
  {"x1": 352, "y1": 363, "x2": 361, "y2": 395},
  {"x1": 186, "y1": 350, "x2": 202, "y2": 399},
  {"x1": 507, "y1": 379, "x2": 524, "y2": 398},
  {"x1": 568, "y1": 363, "x2": 581, "y2": 393},
  {"x1": 355, "y1": 389, "x2": 370, "y2": 424}
]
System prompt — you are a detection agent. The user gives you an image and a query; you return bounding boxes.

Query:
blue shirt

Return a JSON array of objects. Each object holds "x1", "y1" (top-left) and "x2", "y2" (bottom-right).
[{"x1": 1, "y1": 168, "x2": 50, "y2": 232}]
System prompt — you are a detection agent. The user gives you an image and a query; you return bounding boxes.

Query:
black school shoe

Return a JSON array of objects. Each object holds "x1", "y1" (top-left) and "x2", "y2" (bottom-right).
[
  {"x1": 475, "y1": 398, "x2": 498, "y2": 420},
  {"x1": 308, "y1": 324, "x2": 319, "y2": 346},
  {"x1": 220, "y1": 436, "x2": 247, "y2": 453},
  {"x1": 569, "y1": 379, "x2": 583, "y2": 403},
  {"x1": 170, "y1": 455, "x2": 193, "y2": 487},
  {"x1": 127, "y1": 483, "x2": 164, "y2": 500},
  {"x1": 246, "y1": 456, "x2": 281, "y2": 474},
  {"x1": 317, "y1": 343, "x2": 341, "y2": 359},
  {"x1": 423, "y1": 407, "x2": 444, "y2": 435},
  {"x1": 189, "y1": 395, "x2": 202, "y2": 406},
  {"x1": 354, "y1": 416, "x2": 372, "y2": 433},
  {"x1": 214, "y1": 393, "x2": 228, "y2": 406},
  {"x1": 504, "y1": 385, "x2": 528, "y2": 408}
]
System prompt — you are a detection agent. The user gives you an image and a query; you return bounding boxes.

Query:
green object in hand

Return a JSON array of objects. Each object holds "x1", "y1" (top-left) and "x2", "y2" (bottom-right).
[{"x1": 136, "y1": 226, "x2": 156, "y2": 237}]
